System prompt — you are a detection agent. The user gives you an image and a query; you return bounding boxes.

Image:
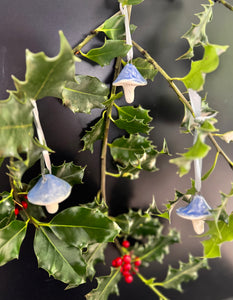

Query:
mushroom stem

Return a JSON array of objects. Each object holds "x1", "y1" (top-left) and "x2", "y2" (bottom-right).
[
  {"x1": 46, "y1": 203, "x2": 59, "y2": 214},
  {"x1": 123, "y1": 85, "x2": 135, "y2": 103},
  {"x1": 192, "y1": 219, "x2": 205, "y2": 235}
]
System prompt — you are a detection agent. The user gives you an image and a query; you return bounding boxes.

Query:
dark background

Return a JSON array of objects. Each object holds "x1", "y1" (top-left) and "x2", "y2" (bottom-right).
[{"x1": 1, "y1": 0, "x2": 233, "y2": 299}]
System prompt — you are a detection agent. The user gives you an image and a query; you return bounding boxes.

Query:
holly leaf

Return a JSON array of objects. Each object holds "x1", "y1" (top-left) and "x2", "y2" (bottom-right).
[
  {"x1": 134, "y1": 229, "x2": 179, "y2": 263},
  {"x1": 62, "y1": 75, "x2": 109, "y2": 114},
  {"x1": 170, "y1": 134, "x2": 210, "y2": 176},
  {"x1": 0, "y1": 220, "x2": 28, "y2": 266},
  {"x1": 114, "y1": 105, "x2": 153, "y2": 134},
  {"x1": 132, "y1": 57, "x2": 158, "y2": 81},
  {"x1": 47, "y1": 207, "x2": 120, "y2": 249},
  {"x1": 159, "y1": 255, "x2": 209, "y2": 292},
  {"x1": 201, "y1": 151, "x2": 219, "y2": 181},
  {"x1": 178, "y1": 2, "x2": 213, "y2": 60},
  {"x1": 117, "y1": 163, "x2": 141, "y2": 179},
  {"x1": 7, "y1": 141, "x2": 43, "y2": 189},
  {"x1": 178, "y1": 44, "x2": 228, "y2": 91},
  {"x1": 80, "y1": 40, "x2": 131, "y2": 66},
  {"x1": 97, "y1": 14, "x2": 137, "y2": 40},
  {"x1": 202, "y1": 214, "x2": 233, "y2": 258},
  {"x1": 109, "y1": 134, "x2": 158, "y2": 171},
  {"x1": 83, "y1": 243, "x2": 108, "y2": 280},
  {"x1": 216, "y1": 131, "x2": 233, "y2": 143},
  {"x1": 81, "y1": 116, "x2": 105, "y2": 153},
  {"x1": 34, "y1": 226, "x2": 86, "y2": 286},
  {"x1": 118, "y1": 0, "x2": 144, "y2": 5},
  {"x1": 0, "y1": 93, "x2": 34, "y2": 160},
  {"x1": 12, "y1": 31, "x2": 77, "y2": 100},
  {"x1": 86, "y1": 268, "x2": 121, "y2": 300},
  {"x1": 52, "y1": 162, "x2": 85, "y2": 186},
  {"x1": 0, "y1": 192, "x2": 15, "y2": 228}
]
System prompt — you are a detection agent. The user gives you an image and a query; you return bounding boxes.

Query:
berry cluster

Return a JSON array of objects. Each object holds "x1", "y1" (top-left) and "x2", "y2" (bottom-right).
[
  {"x1": 112, "y1": 240, "x2": 141, "y2": 284},
  {"x1": 14, "y1": 195, "x2": 28, "y2": 216}
]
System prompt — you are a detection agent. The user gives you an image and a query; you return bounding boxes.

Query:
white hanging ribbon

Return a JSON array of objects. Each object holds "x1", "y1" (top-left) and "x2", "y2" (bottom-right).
[
  {"x1": 31, "y1": 99, "x2": 52, "y2": 174},
  {"x1": 188, "y1": 89, "x2": 202, "y2": 192},
  {"x1": 120, "y1": 4, "x2": 133, "y2": 62}
]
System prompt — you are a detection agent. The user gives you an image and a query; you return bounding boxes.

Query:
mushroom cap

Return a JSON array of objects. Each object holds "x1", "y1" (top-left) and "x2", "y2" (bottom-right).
[
  {"x1": 176, "y1": 195, "x2": 211, "y2": 220},
  {"x1": 113, "y1": 63, "x2": 147, "y2": 87},
  {"x1": 28, "y1": 174, "x2": 72, "y2": 206}
]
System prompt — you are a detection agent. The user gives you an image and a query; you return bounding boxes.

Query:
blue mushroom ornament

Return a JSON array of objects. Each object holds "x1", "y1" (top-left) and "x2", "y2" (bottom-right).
[
  {"x1": 28, "y1": 174, "x2": 72, "y2": 214},
  {"x1": 176, "y1": 195, "x2": 212, "y2": 234},
  {"x1": 113, "y1": 63, "x2": 147, "y2": 103}
]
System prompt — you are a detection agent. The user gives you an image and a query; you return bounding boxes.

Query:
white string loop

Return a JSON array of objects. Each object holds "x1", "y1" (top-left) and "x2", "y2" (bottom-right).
[
  {"x1": 31, "y1": 99, "x2": 52, "y2": 174},
  {"x1": 120, "y1": 4, "x2": 133, "y2": 62}
]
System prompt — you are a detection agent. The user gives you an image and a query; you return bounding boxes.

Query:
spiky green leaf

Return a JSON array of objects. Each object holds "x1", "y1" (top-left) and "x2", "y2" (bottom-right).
[
  {"x1": 83, "y1": 243, "x2": 108, "y2": 280},
  {"x1": 86, "y1": 268, "x2": 121, "y2": 300},
  {"x1": 160, "y1": 255, "x2": 209, "y2": 292},
  {"x1": 178, "y1": 44, "x2": 228, "y2": 91},
  {"x1": 52, "y1": 162, "x2": 85, "y2": 186},
  {"x1": 62, "y1": 75, "x2": 109, "y2": 114},
  {"x1": 34, "y1": 226, "x2": 86, "y2": 285},
  {"x1": 132, "y1": 57, "x2": 158, "y2": 81},
  {"x1": 0, "y1": 220, "x2": 28, "y2": 266},
  {"x1": 12, "y1": 31, "x2": 77, "y2": 100},
  {"x1": 81, "y1": 116, "x2": 105, "y2": 153},
  {"x1": 0, "y1": 94, "x2": 33, "y2": 160},
  {"x1": 114, "y1": 105, "x2": 153, "y2": 134},
  {"x1": 118, "y1": 0, "x2": 144, "y2": 5},
  {"x1": 80, "y1": 40, "x2": 131, "y2": 66},
  {"x1": 97, "y1": 14, "x2": 137, "y2": 40},
  {"x1": 0, "y1": 192, "x2": 15, "y2": 228},
  {"x1": 178, "y1": 2, "x2": 213, "y2": 60},
  {"x1": 46, "y1": 207, "x2": 120, "y2": 249}
]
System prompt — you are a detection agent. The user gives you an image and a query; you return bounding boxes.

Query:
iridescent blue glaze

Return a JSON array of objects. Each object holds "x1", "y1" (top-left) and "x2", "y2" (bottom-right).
[
  {"x1": 28, "y1": 174, "x2": 71, "y2": 206},
  {"x1": 113, "y1": 63, "x2": 147, "y2": 86},
  {"x1": 176, "y1": 195, "x2": 211, "y2": 220}
]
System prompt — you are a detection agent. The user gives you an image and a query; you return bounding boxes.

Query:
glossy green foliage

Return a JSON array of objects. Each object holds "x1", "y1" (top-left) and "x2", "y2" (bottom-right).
[
  {"x1": 178, "y1": 1, "x2": 214, "y2": 60},
  {"x1": 0, "y1": 192, "x2": 15, "y2": 228},
  {"x1": 132, "y1": 57, "x2": 158, "y2": 81},
  {"x1": 97, "y1": 14, "x2": 137, "y2": 40},
  {"x1": 0, "y1": 94, "x2": 34, "y2": 160},
  {"x1": 179, "y1": 44, "x2": 228, "y2": 91},
  {"x1": 114, "y1": 105, "x2": 153, "y2": 134},
  {"x1": 86, "y1": 268, "x2": 121, "y2": 300},
  {"x1": 52, "y1": 162, "x2": 85, "y2": 186},
  {"x1": 48, "y1": 207, "x2": 120, "y2": 249},
  {"x1": 109, "y1": 134, "x2": 159, "y2": 178},
  {"x1": 62, "y1": 75, "x2": 109, "y2": 114},
  {"x1": 83, "y1": 243, "x2": 108, "y2": 280},
  {"x1": 81, "y1": 116, "x2": 105, "y2": 153},
  {"x1": 34, "y1": 226, "x2": 86, "y2": 285},
  {"x1": 80, "y1": 40, "x2": 131, "y2": 66},
  {"x1": 159, "y1": 255, "x2": 209, "y2": 292},
  {"x1": 12, "y1": 31, "x2": 77, "y2": 100},
  {"x1": 0, "y1": 220, "x2": 28, "y2": 266}
]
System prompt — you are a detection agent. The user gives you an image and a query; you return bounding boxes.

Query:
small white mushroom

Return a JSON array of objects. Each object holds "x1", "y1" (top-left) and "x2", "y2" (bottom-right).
[
  {"x1": 176, "y1": 195, "x2": 212, "y2": 234},
  {"x1": 113, "y1": 63, "x2": 147, "y2": 103},
  {"x1": 28, "y1": 174, "x2": 72, "y2": 214}
]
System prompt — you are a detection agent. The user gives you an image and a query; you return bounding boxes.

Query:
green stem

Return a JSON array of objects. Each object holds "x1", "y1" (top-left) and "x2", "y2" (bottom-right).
[
  {"x1": 132, "y1": 40, "x2": 194, "y2": 116},
  {"x1": 136, "y1": 272, "x2": 169, "y2": 300},
  {"x1": 100, "y1": 57, "x2": 122, "y2": 205},
  {"x1": 217, "y1": 0, "x2": 233, "y2": 11}
]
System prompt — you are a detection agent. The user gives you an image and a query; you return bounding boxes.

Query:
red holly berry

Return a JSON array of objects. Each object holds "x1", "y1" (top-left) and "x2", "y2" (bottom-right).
[
  {"x1": 132, "y1": 267, "x2": 139, "y2": 274},
  {"x1": 122, "y1": 270, "x2": 130, "y2": 277},
  {"x1": 123, "y1": 254, "x2": 131, "y2": 264},
  {"x1": 115, "y1": 257, "x2": 123, "y2": 267},
  {"x1": 122, "y1": 240, "x2": 130, "y2": 248},
  {"x1": 123, "y1": 263, "x2": 131, "y2": 271},
  {"x1": 14, "y1": 207, "x2": 20, "y2": 216},
  {"x1": 124, "y1": 274, "x2": 133, "y2": 284},
  {"x1": 112, "y1": 259, "x2": 117, "y2": 267},
  {"x1": 134, "y1": 258, "x2": 141, "y2": 267},
  {"x1": 23, "y1": 194, "x2": 28, "y2": 200},
  {"x1": 21, "y1": 200, "x2": 28, "y2": 209}
]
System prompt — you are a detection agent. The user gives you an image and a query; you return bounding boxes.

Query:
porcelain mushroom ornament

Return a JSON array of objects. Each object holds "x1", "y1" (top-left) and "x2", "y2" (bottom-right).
[
  {"x1": 176, "y1": 195, "x2": 212, "y2": 235},
  {"x1": 113, "y1": 63, "x2": 147, "y2": 103},
  {"x1": 28, "y1": 174, "x2": 72, "y2": 214}
]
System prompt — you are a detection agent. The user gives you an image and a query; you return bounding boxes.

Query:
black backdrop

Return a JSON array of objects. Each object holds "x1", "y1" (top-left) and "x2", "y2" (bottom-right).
[{"x1": 1, "y1": 0, "x2": 233, "y2": 299}]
